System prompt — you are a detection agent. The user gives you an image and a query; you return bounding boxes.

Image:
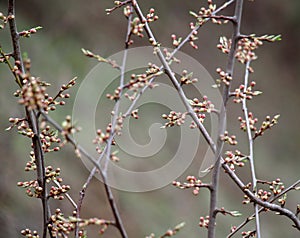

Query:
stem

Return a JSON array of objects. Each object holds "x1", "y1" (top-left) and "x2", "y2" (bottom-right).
[
  {"x1": 102, "y1": 7, "x2": 132, "y2": 175},
  {"x1": 241, "y1": 60, "x2": 261, "y2": 237},
  {"x1": 7, "y1": 1, "x2": 52, "y2": 237}
]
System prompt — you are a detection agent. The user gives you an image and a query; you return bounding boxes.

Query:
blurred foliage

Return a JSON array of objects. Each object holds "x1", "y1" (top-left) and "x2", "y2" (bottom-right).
[{"x1": 0, "y1": 1, "x2": 300, "y2": 237}]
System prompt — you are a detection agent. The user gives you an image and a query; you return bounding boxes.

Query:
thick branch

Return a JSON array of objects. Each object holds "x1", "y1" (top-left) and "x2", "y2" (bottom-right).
[{"x1": 208, "y1": 1, "x2": 244, "y2": 238}]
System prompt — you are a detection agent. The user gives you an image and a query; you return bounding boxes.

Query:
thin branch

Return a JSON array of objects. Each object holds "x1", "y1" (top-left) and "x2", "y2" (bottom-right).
[
  {"x1": 241, "y1": 60, "x2": 261, "y2": 237},
  {"x1": 7, "y1": 1, "x2": 52, "y2": 237},
  {"x1": 102, "y1": 6, "x2": 132, "y2": 175},
  {"x1": 75, "y1": 8, "x2": 134, "y2": 238},
  {"x1": 40, "y1": 111, "x2": 127, "y2": 238},
  {"x1": 105, "y1": 0, "x2": 131, "y2": 15},
  {"x1": 0, "y1": 46, "x2": 22, "y2": 86},
  {"x1": 202, "y1": 14, "x2": 236, "y2": 22},
  {"x1": 52, "y1": 180, "x2": 77, "y2": 209}
]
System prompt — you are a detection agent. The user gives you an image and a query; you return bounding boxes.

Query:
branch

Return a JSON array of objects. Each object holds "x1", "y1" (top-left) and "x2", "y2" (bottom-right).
[
  {"x1": 241, "y1": 60, "x2": 261, "y2": 236},
  {"x1": 208, "y1": 1, "x2": 244, "y2": 237},
  {"x1": 75, "y1": 7, "x2": 135, "y2": 238},
  {"x1": 7, "y1": 1, "x2": 52, "y2": 237},
  {"x1": 223, "y1": 162, "x2": 300, "y2": 230},
  {"x1": 227, "y1": 179, "x2": 300, "y2": 237},
  {"x1": 131, "y1": 0, "x2": 300, "y2": 233},
  {"x1": 40, "y1": 111, "x2": 127, "y2": 238},
  {"x1": 131, "y1": 0, "x2": 216, "y2": 149}
]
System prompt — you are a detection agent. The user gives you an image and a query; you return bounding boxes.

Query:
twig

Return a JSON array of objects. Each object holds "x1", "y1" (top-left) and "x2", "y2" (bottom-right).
[
  {"x1": 102, "y1": 5, "x2": 132, "y2": 175},
  {"x1": 52, "y1": 180, "x2": 77, "y2": 209},
  {"x1": 241, "y1": 60, "x2": 261, "y2": 237}
]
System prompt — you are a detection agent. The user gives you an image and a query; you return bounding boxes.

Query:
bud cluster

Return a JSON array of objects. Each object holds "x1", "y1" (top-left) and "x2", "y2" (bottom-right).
[
  {"x1": 0, "y1": 12, "x2": 8, "y2": 29},
  {"x1": 93, "y1": 116, "x2": 123, "y2": 162},
  {"x1": 173, "y1": 176, "x2": 208, "y2": 196},
  {"x1": 233, "y1": 81, "x2": 262, "y2": 103},
  {"x1": 180, "y1": 70, "x2": 198, "y2": 85},
  {"x1": 217, "y1": 36, "x2": 231, "y2": 54},
  {"x1": 21, "y1": 228, "x2": 39, "y2": 238},
  {"x1": 171, "y1": 34, "x2": 182, "y2": 48},
  {"x1": 189, "y1": 0, "x2": 216, "y2": 26},
  {"x1": 129, "y1": 7, "x2": 159, "y2": 40},
  {"x1": 18, "y1": 77, "x2": 47, "y2": 110},
  {"x1": 161, "y1": 111, "x2": 187, "y2": 128},
  {"x1": 215, "y1": 67, "x2": 232, "y2": 86},
  {"x1": 49, "y1": 209, "x2": 112, "y2": 237},
  {"x1": 189, "y1": 96, "x2": 215, "y2": 129},
  {"x1": 61, "y1": 115, "x2": 81, "y2": 140},
  {"x1": 236, "y1": 37, "x2": 262, "y2": 64},
  {"x1": 17, "y1": 180, "x2": 42, "y2": 198},
  {"x1": 224, "y1": 150, "x2": 247, "y2": 171},
  {"x1": 40, "y1": 125, "x2": 61, "y2": 153},
  {"x1": 253, "y1": 114, "x2": 280, "y2": 139},
  {"x1": 199, "y1": 216, "x2": 210, "y2": 228},
  {"x1": 121, "y1": 63, "x2": 161, "y2": 101},
  {"x1": 162, "y1": 48, "x2": 180, "y2": 63},
  {"x1": 19, "y1": 26, "x2": 42, "y2": 38},
  {"x1": 241, "y1": 230, "x2": 256, "y2": 237},
  {"x1": 220, "y1": 131, "x2": 238, "y2": 145},
  {"x1": 49, "y1": 184, "x2": 70, "y2": 200},
  {"x1": 238, "y1": 112, "x2": 258, "y2": 132}
]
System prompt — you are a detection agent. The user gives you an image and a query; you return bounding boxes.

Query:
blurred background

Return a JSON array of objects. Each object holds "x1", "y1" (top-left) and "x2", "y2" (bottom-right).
[{"x1": 0, "y1": 0, "x2": 299, "y2": 237}]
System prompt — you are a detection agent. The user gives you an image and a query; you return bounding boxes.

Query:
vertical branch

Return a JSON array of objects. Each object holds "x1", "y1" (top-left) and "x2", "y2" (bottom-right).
[
  {"x1": 7, "y1": 1, "x2": 52, "y2": 237},
  {"x1": 208, "y1": 1, "x2": 244, "y2": 238},
  {"x1": 75, "y1": 5, "x2": 133, "y2": 238},
  {"x1": 102, "y1": 5, "x2": 132, "y2": 174},
  {"x1": 241, "y1": 60, "x2": 261, "y2": 237}
]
